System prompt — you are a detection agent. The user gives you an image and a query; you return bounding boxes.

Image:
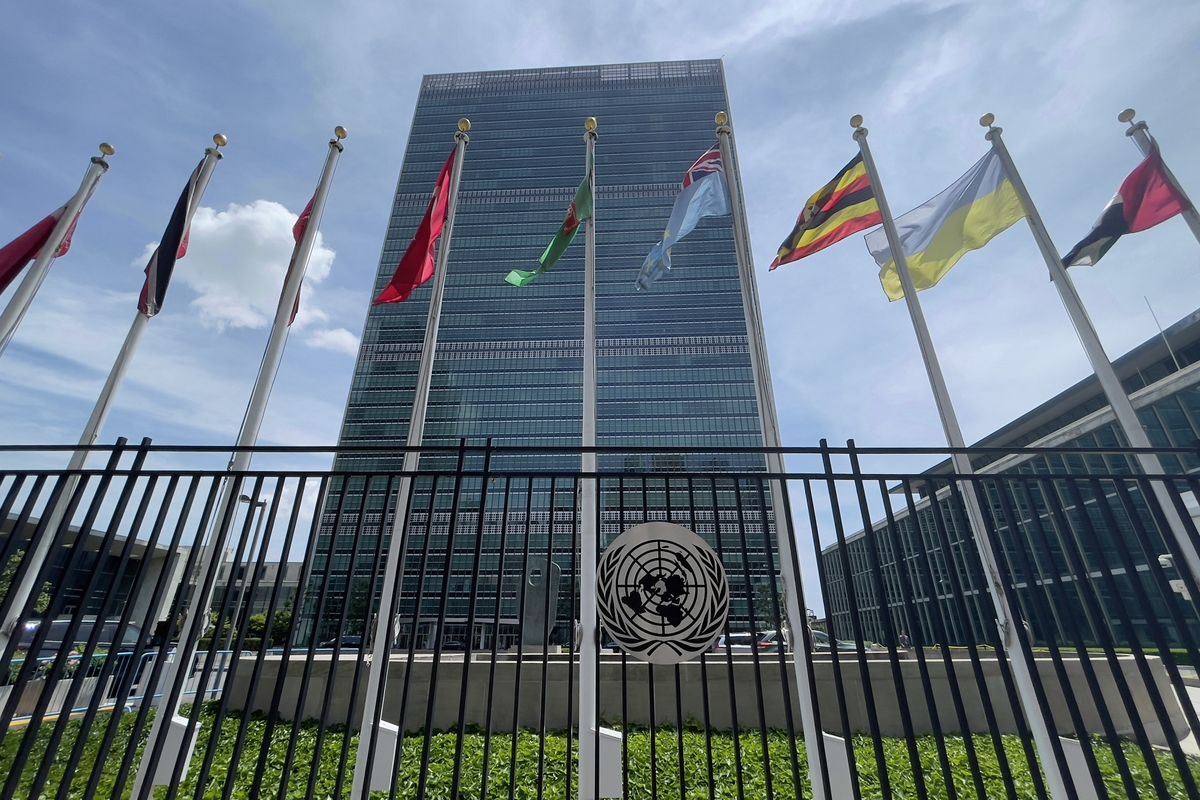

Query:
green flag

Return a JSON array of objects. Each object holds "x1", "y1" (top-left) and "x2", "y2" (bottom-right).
[{"x1": 506, "y1": 154, "x2": 593, "y2": 287}]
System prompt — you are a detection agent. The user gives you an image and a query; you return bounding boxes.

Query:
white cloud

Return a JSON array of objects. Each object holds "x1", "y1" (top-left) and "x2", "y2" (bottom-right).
[
  {"x1": 135, "y1": 200, "x2": 336, "y2": 332},
  {"x1": 304, "y1": 327, "x2": 360, "y2": 357}
]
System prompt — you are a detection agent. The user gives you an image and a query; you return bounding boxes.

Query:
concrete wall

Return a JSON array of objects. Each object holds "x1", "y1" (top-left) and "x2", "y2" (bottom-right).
[{"x1": 220, "y1": 652, "x2": 1188, "y2": 747}]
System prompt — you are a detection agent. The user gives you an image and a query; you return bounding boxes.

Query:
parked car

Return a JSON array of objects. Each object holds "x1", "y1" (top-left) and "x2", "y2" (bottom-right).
[
  {"x1": 757, "y1": 630, "x2": 788, "y2": 653},
  {"x1": 710, "y1": 633, "x2": 761, "y2": 653},
  {"x1": 319, "y1": 635, "x2": 363, "y2": 649},
  {"x1": 810, "y1": 629, "x2": 857, "y2": 652},
  {"x1": 16, "y1": 617, "x2": 141, "y2": 659}
]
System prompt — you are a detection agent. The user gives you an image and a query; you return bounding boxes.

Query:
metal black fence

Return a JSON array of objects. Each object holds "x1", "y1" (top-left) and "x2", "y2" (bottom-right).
[{"x1": 0, "y1": 439, "x2": 1198, "y2": 799}]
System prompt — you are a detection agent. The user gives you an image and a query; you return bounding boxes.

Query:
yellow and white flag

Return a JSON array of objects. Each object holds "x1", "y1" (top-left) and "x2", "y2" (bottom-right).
[{"x1": 866, "y1": 150, "x2": 1024, "y2": 300}]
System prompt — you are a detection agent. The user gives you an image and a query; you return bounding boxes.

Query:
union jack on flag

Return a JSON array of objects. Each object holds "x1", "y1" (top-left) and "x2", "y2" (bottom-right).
[{"x1": 681, "y1": 147, "x2": 723, "y2": 189}]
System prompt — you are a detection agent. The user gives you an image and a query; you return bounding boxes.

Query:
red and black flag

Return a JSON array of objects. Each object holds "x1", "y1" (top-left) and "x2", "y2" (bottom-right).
[
  {"x1": 0, "y1": 206, "x2": 77, "y2": 295},
  {"x1": 1063, "y1": 144, "x2": 1189, "y2": 267},
  {"x1": 374, "y1": 150, "x2": 456, "y2": 304},
  {"x1": 138, "y1": 159, "x2": 204, "y2": 317},
  {"x1": 771, "y1": 154, "x2": 882, "y2": 268}
]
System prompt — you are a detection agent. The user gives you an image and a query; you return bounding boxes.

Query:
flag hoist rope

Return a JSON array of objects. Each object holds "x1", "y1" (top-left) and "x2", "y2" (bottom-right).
[
  {"x1": 133, "y1": 129, "x2": 346, "y2": 794},
  {"x1": 852, "y1": 116, "x2": 1071, "y2": 799},
  {"x1": 350, "y1": 119, "x2": 470, "y2": 798},
  {"x1": 0, "y1": 139, "x2": 221, "y2": 664},
  {"x1": 0, "y1": 144, "x2": 114, "y2": 358}
]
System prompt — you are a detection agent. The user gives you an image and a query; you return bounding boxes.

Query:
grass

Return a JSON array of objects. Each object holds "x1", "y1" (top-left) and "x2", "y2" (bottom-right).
[{"x1": 1, "y1": 704, "x2": 1198, "y2": 798}]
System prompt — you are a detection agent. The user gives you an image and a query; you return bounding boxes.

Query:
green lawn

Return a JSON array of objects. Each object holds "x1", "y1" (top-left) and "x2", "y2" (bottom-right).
[{"x1": 1, "y1": 704, "x2": 1197, "y2": 798}]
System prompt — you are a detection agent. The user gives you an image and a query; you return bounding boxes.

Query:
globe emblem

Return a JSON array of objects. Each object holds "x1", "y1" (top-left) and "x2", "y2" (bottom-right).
[
  {"x1": 620, "y1": 551, "x2": 691, "y2": 627},
  {"x1": 597, "y1": 522, "x2": 729, "y2": 664}
]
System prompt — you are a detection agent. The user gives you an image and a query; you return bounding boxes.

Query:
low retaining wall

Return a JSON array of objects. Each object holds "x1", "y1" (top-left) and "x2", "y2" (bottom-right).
[{"x1": 220, "y1": 652, "x2": 1188, "y2": 746}]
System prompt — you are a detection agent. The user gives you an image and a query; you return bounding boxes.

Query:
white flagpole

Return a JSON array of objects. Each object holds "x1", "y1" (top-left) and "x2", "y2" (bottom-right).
[
  {"x1": 0, "y1": 143, "x2": 114, "y2": 358},
  {"x1": 0, "y1": 136, "x2": 224, "y2": 662},
  {"x1": 852, "y1": 116, "x2": 1071, "y2": 799},
  {"x1": 351, "y1": 118, "x2": 470, "y2": 798},
  {"x1": 134, "y1": 128, "x2": 345, "y2": 795},
  {"x1": 1118, "y1": 108, "x2": 1200, "y2": 245},
  {"x1": 984, "y1": 112, "x2": 1200, "y2": 602},
  {"x1": 716, "y1": 110, "x2": 840, "y2": 798},
  {"x1": 578, "y1": 115, "x2": 600, "y2": 800}
]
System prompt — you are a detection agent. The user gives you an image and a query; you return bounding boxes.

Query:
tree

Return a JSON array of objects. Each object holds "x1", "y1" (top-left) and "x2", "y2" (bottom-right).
[
  {"x1": 0, "y1": 550, "x2": 51, "y2": 614},
  {"x1": 245, "y1": 613, "x2": 267, "y2": 640},
  {"x1": 269, "y1": 609, "x2": 293, "y2": 647},
  {"x1": 199, "y1": 611, "x2": 235, "y2": 650},
  {"x1": 753, "y1": 582, "x2": 785, "y2": 630}
]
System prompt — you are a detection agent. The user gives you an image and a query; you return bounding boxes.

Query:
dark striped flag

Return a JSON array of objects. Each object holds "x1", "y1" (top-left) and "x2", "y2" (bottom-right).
[
  {"x1": 771, "y1": 154, "x2": 882, "y2": 268},
  {"x1": 0, "y1": 206, "x2": 77, "y2": 295},
  {"x1": 138, "y1": 159, "x2": 204, "y2": 317},
  {"x1": 1063, "y1": 144, "x2": 1189, "y2": 267}
]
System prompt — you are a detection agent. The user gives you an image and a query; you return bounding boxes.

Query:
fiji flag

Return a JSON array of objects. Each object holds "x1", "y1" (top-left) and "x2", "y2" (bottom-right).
[{"x1": 635, "y1": 146, "x2": 730, "y2": 290}]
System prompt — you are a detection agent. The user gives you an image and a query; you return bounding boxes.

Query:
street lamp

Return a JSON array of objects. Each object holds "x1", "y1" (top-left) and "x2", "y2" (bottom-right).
[{"x1": 224, "y1": 495, "x2": 269, "y2": 653}]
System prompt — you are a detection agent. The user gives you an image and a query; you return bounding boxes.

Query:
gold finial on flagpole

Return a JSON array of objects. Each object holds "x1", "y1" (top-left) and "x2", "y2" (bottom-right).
[
  {"x1": 979, "y1": 113, "x2": 996, "y2": 128},
  {"x1": 334, "y1": 126, "x2": 348, "y2": 140},
  {"x1": 457, "y1": 118, "x2": 471, "y2": 133},
  {"x1": 212, "y1": 133, "x2": 229, "y2": 148},
  {"x1": 715, "y1": 111, "x2": 729, "y2": 127},
  {"x1": 1118, "y1": 108, "x2": 1136, "y2": 124},
  {"x1": 850, "y1": 114, "x2": 864, "y2": 129},
  {"x1": 98, "y1": 143, "x2": 115, "y2": 157},
  {"x1": 584, "y1": 116, "x2": 597, "y2": 132}
]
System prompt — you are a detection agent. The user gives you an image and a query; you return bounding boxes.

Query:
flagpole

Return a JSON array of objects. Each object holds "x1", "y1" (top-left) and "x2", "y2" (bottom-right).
[
  {"x1": 578, "y1": 115, "x2": 600, "y2": 800},
  {"x1": 984, "y1": 112, "x2": 1200, "y2": 600},
  {"x1": 351, "y1": 118, "x2": 470, "y2": 798},
  {"x1": 133, "y1": 128, "x2": 345, "y2": 794},
  {"x1": 852, "y1": 116, "x2": 1071, "y2": 799},
  {"x1": 0, "y1": 143, "x2": 114, "y2": 358},
  {"x1": 0, "y1": 136, "x2": 224, "y2": 664},
  {"x1": 717, "y1": 111, "x2": 840, "y2": 798},
  {"x1": 1118, "y1": 108, "x2": 1200, "y2": 245}
]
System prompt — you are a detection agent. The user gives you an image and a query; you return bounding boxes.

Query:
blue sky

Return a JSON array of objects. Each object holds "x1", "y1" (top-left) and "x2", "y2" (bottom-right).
[{"x1": 2, "y1": 1, "x2": 1199, "y2": 554}]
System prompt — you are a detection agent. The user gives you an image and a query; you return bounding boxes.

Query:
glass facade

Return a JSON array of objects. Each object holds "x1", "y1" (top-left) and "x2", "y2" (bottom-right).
[
  {"x1": 309, "y1": 61, "x2": 775, "y2": 642},
  {"x1": 821, "y1": 325, "x2": 1200, "y2": 648}
]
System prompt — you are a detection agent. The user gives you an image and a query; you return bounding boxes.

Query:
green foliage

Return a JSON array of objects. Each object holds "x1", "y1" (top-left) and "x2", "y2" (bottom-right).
[
  {"x1": 0, "y1": 708, "x2": 148, "y2": 798},
  {"x1": 0, "y1": 549, "x2": 52, "y2": 614},
  {"x1": 245, "y1": 613, "x2": 268, "y2": 640},
  {"x1": 269, "y1": 609, "x2": 293, "y2": 647},
  {"x1": 753, "y1": 582, "x2": 785, "y2": 630},
  {"x1": 2, "y1": 704, "x2": 1198, "y2": 799},
  {"x1": 199, "y1": 612, "x2": 236, "y2": 651}
]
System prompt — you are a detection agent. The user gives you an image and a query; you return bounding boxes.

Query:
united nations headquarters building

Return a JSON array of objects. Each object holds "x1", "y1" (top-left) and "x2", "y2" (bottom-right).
[{"x1": 307, "y1": 60, "x2": 781, "y2": 648}]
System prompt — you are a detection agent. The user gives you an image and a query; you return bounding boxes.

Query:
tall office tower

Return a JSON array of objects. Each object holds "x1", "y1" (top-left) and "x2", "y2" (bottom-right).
[{"x1": 308, "y1": 60, "x2": 777, "y2": 645}]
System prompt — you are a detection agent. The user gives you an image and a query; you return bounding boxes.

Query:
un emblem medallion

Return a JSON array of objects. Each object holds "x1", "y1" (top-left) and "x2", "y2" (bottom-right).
[{"x1": 597, "y1": 522, "x2": 729, "y2": 664}]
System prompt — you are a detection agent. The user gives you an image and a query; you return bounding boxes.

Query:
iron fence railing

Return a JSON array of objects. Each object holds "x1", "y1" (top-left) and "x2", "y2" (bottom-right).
[{"x1": 0, "y1": 439, "x2": 1197, "y2": 798}]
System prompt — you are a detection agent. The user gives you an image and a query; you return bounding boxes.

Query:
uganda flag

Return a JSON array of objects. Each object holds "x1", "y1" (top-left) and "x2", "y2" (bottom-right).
[{"x1": 771, "y1": 154, "x2": 882, "y2": 268}]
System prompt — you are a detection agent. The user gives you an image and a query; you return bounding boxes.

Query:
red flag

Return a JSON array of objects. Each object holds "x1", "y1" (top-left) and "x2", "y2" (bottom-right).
[
  {"x1": 293, "y1": 197, "x2": 314, "y2": 242},
  {"x1": 374, "y1": 151, "x2": 456, "y2": 304},
  {"x1": 1063, "y1": 144, "x2": 1190, "y2": 266},
  {"x1": 55, "y1": 213, "x2": 80, "y2": 258},
  {"x1": 0, "y1": 205, "x2": 71, "y2": 295},
  {"x1": 285, "y1": 197, "x2": 315, "y2": 326},
  {"x1": 1122, "y1": 145, "x2": 1188, "y2": 233}
]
